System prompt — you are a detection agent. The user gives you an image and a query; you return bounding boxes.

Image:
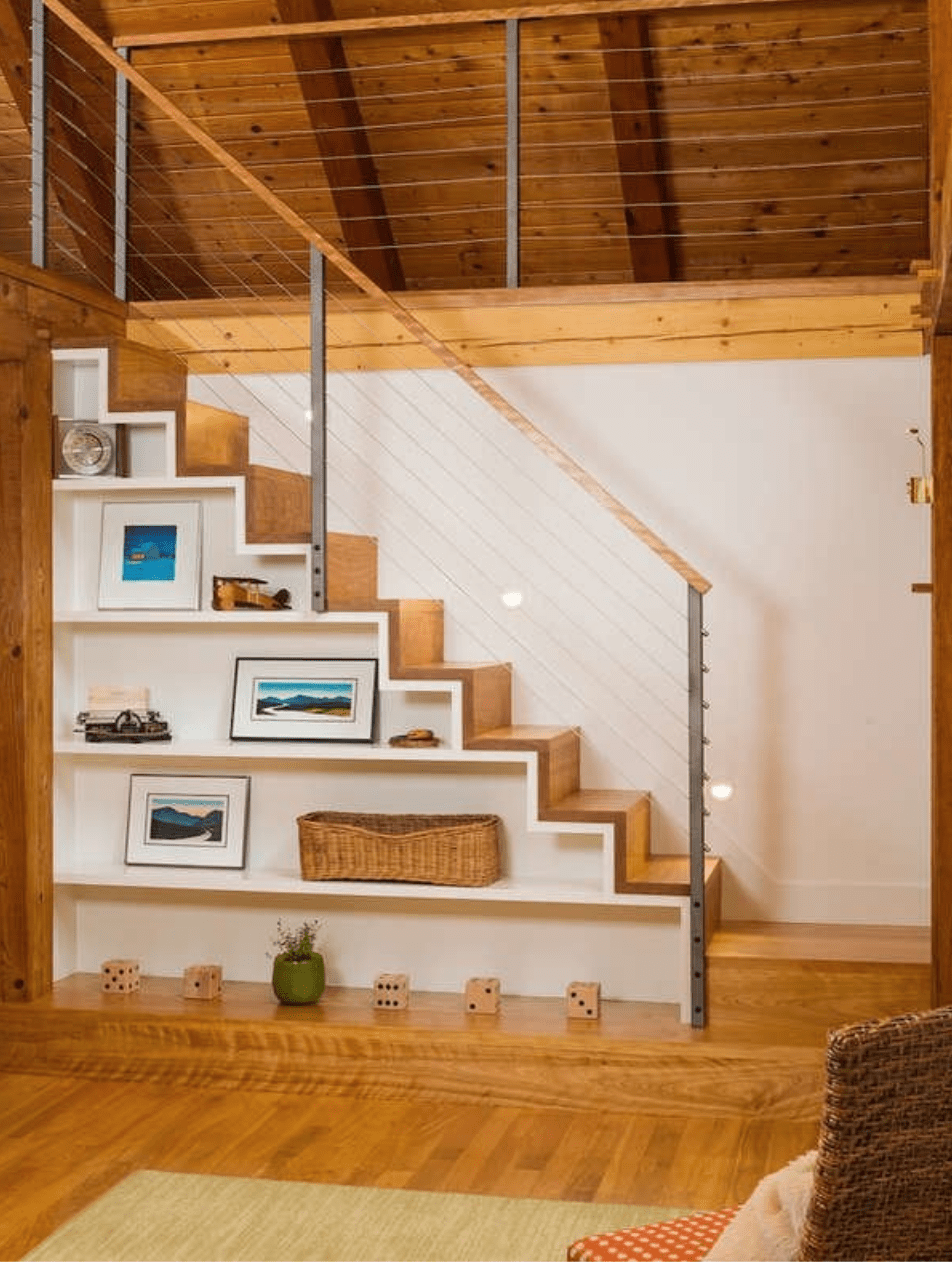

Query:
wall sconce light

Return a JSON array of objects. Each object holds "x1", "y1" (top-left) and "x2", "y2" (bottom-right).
[
  {"x1": 709, "y1": 781, "x2": 735, "y2": 802},
  {"x1": 907, "y1": 426, "x2": 933, "y2": 504}
]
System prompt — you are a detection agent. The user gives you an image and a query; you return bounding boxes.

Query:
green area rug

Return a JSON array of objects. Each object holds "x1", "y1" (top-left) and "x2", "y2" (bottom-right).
[{"x1": 25, "y1": 1169, "x2": 685, "y2": 1261}]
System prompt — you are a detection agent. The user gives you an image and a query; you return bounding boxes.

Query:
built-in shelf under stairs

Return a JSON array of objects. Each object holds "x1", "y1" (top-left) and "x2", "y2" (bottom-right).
[{"x1": 99, "y1": 331, "x2": 722, "y2": 913}]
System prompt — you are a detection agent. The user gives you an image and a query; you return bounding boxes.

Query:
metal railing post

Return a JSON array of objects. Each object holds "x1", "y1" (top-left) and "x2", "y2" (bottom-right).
[
  {"x1": 310, "y1": 244, "x2": 327, "y2": 613},
  {"x1": 30, "y1": 0, "x2": 46, "y2": 268},
  {"x1": 505, "y1": 19, "x2": 520, "y2": 288},
  {"x1": 114, "y1": 49, "x2": 130, "y2": 300},
  {"x1": 687, "y1": 584, "x2": 707, "y2": 1027}
]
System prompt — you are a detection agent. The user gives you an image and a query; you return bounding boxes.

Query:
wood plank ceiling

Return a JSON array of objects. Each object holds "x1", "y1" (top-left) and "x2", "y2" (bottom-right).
[{"x1": 0, "y1": 0, "x2": 931, "y2": 303}]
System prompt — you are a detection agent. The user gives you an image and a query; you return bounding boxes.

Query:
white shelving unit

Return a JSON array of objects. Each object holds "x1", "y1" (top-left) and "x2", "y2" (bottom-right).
[{"x1": 51, "y1": 348, "x2": 691, "y2": 1017}]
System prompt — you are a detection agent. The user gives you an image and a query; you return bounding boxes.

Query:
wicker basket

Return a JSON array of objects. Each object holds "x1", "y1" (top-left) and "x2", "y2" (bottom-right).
[{"x1": 297, "y1": 811, "x2": 501, "y2": 886}]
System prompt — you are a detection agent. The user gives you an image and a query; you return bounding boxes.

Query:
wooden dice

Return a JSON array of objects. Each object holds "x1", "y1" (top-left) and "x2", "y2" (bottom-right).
[
  {"x1": 464, "y1": 977, "x2": 500, "y2": 1014},
  {"x1": 566, "y1": 981, "x2": 601, "y2": 1019},
  {"x1": 373, "y1": 973, "x2": 409, "y2": 1009},
  {"x1": 100, "y1": 959, "x2": 141, "y2": 994},
  {"x1": 182, "y1": 964, "x2": 223, "y2": 1000}
]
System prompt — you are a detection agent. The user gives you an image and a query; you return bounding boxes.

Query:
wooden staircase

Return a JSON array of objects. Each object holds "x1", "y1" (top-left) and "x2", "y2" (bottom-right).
[
  {"x1": 92, "y1": 331, "x2": 718, "y2": 910},
  {"x1": 92, "y1": 332, "x2": 720, "y2": 922}
]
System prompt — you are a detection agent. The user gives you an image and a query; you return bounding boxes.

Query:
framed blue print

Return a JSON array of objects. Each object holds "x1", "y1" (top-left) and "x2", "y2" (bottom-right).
[{"x1": 98, "y1": 500, "x2": 202, "y2": 610}]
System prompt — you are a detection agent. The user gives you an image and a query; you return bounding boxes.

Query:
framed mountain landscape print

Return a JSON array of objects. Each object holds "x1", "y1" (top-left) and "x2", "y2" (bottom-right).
[
  {"x1": 125, "y1": 775, "x2": 250, "y2": 869},
  {"x1": 229, "y1": 657, "x2": 378, "y2": 743}
]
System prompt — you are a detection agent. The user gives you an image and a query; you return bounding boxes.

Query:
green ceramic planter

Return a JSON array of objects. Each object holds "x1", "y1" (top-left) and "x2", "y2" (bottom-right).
[{"x1": 271, "y1": 953, "x2": 325, "y2": 1005}]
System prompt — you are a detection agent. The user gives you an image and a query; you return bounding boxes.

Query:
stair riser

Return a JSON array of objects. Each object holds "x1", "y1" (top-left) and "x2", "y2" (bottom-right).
[{"x1": 707, "y1": 959, "x2": 931, "y2": 1030}]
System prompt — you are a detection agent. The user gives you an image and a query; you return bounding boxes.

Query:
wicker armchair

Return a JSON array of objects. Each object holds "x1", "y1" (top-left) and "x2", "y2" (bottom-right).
[
  {"x1": 798, "y1": 1003, "x2": 952, "y2": 1261},
  {"x1": 568, "y1": 1004, "x2": 952, "y2": 1262}
]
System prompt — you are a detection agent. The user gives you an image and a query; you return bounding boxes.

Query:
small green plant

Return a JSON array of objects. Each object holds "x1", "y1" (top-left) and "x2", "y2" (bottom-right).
[{"x1": 272, "y1": 917, "x2": 324, "y2": 962}]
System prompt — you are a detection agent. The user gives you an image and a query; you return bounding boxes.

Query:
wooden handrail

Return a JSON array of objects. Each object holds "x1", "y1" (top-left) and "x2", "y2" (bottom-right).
[{"x1": 46, "y1": 0, "x2": 711, "y2": 595}]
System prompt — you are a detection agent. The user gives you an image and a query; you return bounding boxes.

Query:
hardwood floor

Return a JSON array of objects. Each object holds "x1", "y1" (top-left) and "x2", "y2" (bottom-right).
[
  {"x1": 0, "y1": 1070, "x2": 818, "y2": 1261},
  {"x1": 0, "y1": 930, "x2": 928, "y2": 1260}
]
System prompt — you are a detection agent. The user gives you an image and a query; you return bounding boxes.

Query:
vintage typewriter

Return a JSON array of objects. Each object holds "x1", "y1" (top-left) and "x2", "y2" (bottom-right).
[{"x1": 75, "y1": 707, "x2": 172, "y2": 743}]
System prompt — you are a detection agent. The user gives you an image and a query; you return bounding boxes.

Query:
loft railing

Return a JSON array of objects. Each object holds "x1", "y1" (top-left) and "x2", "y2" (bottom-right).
[{"x1": 18, "y1": 0, "x2": 712, "y2": 1024}]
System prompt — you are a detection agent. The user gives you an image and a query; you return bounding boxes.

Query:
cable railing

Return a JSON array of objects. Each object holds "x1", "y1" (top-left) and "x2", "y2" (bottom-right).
[{"x1": 1, "y1": 0, "x2": 926, "y2": 292}]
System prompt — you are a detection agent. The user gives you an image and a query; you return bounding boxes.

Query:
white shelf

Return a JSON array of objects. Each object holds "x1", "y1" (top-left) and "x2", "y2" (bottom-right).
[
  {"x1": 54, "y1": 738, "x2": 529, "y2": 765},
  {"x1": 53, "y1": 865, "x2": 681, "y2": 908},
  {"x1": 55, "y1": 608, "x2": 336, "y2": 625},
  {"x1": 52, "y1": 475, "x2": 243, "y2": 495}
]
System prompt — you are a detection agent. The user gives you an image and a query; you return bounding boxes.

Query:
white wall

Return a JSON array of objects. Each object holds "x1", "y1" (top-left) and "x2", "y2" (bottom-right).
[{"x1": 191, "y1": 355, "x2": 932, "y2": 927}]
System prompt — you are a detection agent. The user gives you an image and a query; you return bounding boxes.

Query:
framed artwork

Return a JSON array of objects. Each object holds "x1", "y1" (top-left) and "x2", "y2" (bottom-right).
[
  {"x1": 125, "y1": 774, "x2": 250, "y2": 869},
  {"x1": 98, "y1": 500, "x2": 202, "y2": 610},
  {"x1": 230, "y1": 657, "x2": 378, "y2": 743}
]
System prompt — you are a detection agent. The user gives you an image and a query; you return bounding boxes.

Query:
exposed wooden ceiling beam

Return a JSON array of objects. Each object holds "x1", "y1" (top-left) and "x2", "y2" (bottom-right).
[
  {"x1": 126, "y1": 277, "x2": 926, "y2": 373},
  {"x1": 0, "y1": 0, "x2": 114, "y2": 289},
  {"x1": 597, "y1": 13, "x2": 674, "y2": 283},
  {"x1": 112, "y1": 0, "x2": 820, "y2": 50},
  {"x1": 274, "y1": 0, "x2": 405, "y2": 292}
]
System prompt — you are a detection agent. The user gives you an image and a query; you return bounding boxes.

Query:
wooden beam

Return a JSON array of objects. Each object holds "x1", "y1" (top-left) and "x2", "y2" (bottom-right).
[
  {"x1": 275, "y1": 0, "x2": 405, "y2": 292},
  {"x1": 933, "y1": 334, "x2": 952, "y2": 1006},
  {"x1": 0, "y1": 0, "x2": 29, "y2": 111},
  {"x1": 597, "y1": 13, "x2": 675, "y2": 283},
  {"x1": 48, "y1": 0, "x2": 711, "y2": 594},
  {"x1": 127, "y1": 277, "x2": 926, "y2": 372},
  {"x1": 0, "y1": 339, "x2": 53, "y2": 1003},
  {"x1": 0, "y1": 250, "x2": 127, "y2": 342},
  {"x1": 113, "y1": 0, "x2": 837, "y2": 50}
]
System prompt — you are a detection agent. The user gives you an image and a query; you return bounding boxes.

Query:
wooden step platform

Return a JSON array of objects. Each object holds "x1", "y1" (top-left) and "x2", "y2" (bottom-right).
[
  {"x1": 707, "y1": 921, "x2": 931, "y2": 1032},
  {"x1": 0, "y1": 945, "x2": 928, "y2": 1127}
]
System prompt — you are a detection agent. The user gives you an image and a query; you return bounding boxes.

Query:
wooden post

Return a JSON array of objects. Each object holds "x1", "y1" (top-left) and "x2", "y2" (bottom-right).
[
  {"x1": 0, "y1": 340, "x2": 53, "y2": 1002},
  {"x1": 933, "y1": 334, "x2": 952, "y2": 1006}
]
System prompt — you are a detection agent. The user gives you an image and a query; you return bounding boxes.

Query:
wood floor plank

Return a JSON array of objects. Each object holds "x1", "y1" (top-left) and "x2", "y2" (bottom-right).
[
  {"x1": 0, "y1": 939, "x2": 918, "y2": 1258},
  {"x1": 0, "y1": 1069, "x2": 824, "y2": 1259}
]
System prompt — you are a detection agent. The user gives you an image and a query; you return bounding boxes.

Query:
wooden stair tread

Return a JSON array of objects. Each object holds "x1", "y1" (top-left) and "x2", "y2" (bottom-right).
[
  {"x1": 610, "y1": 853, "x2": 721, "y2": 896},
  {"x1": 470, "y1": 724, "x2": 578, "y2": 746},
  {"x1": 709, "y1": 920, "x2": 930, "y2": 965},
  {"x1": 706, "y1": 921, "x2": 931, "y2": 1033},
  {"x1": 545, "y1": 788, "x2": 651, "y2": 814},
  {"x1": 397, "y1": 662, "x2": 513, "y2": 675}
]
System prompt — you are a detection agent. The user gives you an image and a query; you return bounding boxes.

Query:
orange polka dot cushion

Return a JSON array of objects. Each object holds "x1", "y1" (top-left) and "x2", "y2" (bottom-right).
[{"x1": 566, "y1": 1206, "x2": 739, "y2": 1262}]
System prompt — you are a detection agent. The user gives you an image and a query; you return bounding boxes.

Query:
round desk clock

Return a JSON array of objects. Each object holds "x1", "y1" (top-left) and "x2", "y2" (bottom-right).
[{"x1": 57, "y1": 421, "x2": 119, "y2": 477}]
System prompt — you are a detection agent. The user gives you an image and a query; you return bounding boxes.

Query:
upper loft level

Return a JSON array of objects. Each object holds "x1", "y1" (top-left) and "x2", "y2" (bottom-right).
[{"x1": 0, "y1": 0, "x2": 936, "y2": 309}]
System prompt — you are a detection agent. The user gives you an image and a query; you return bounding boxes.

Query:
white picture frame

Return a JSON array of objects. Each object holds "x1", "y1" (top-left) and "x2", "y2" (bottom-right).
[
  {"x1": 230, "y1": 657, "x2": 378, "y2": 743},
  {"x1": 98, "y1": 500, "x2": 202, "y2": 610},
  {"x1": 125, "y1": 774, "x2": 250, "y2": 869}
]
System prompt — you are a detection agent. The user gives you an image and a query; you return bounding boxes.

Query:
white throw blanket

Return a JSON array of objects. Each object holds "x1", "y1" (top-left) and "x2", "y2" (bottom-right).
[{"x1": 704, "y1": 1149, "x2": 817, "y2": 1261}]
